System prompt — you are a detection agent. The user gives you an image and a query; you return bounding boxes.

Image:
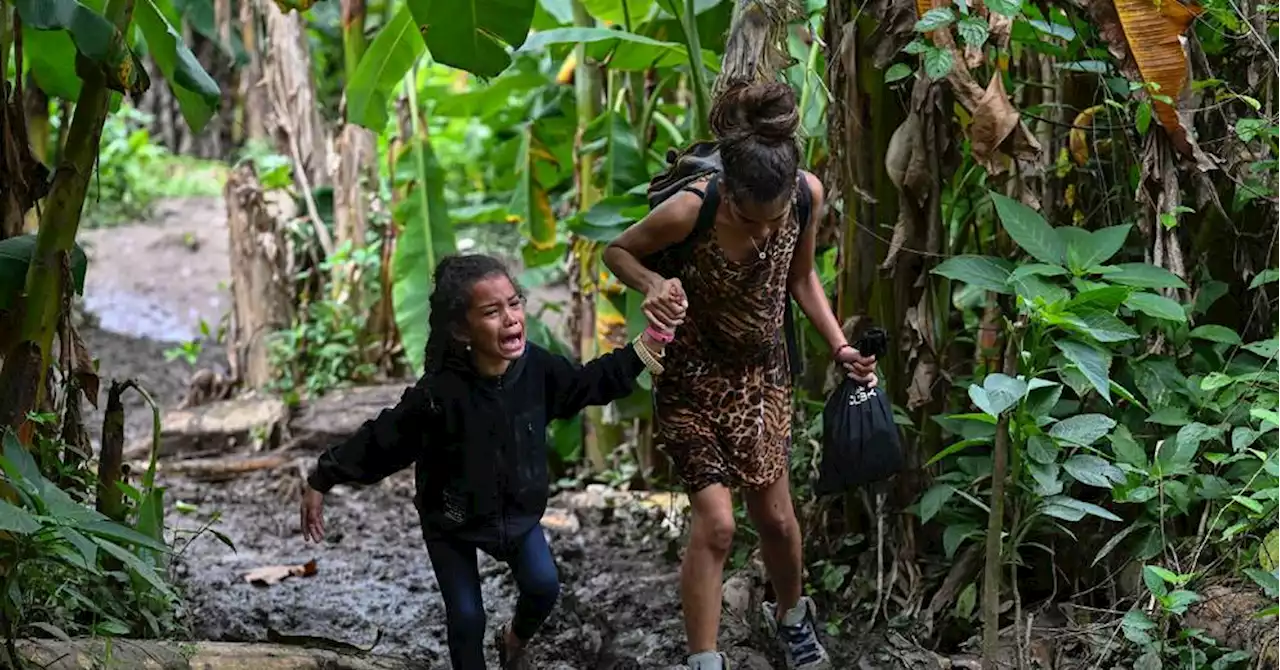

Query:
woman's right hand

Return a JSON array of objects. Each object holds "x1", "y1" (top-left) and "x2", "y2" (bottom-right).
[
  {"x1": 301, "y1": 487, "x2": 325, "y2": 542},
  {"x1": 643, "y1": 277, "x2": 687, "y2": 331}
]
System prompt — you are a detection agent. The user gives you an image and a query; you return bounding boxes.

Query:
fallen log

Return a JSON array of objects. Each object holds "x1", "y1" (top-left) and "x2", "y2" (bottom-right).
[
  {"x1": 138, "y1": 451, "x2": 302, "y2": 481},
  {"x1": 121, "y1": 394, "x2": 289, "y2": 461},
  {"x1": 287, "y1": 384, "x2": 407, "y2": 451},
  {"x1": 15, "y1": 638, "x2": 429, "y2": 670}
]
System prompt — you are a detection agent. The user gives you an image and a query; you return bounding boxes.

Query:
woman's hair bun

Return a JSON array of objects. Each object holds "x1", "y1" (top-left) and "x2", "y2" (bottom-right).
[{"x1": 709, "y1": 80, "x2": 799, "y2": 145}]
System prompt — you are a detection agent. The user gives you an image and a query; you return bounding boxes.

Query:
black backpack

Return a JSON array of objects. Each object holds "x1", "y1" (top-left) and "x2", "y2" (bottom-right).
[{"x1": 639, "y1": 141, "x2": 813, "y2": 377}]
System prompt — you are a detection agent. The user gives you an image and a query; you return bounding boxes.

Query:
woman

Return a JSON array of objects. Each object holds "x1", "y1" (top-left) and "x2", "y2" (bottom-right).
[{"x1": 603, "y1": 82, "x2": 877, "y2": 670}]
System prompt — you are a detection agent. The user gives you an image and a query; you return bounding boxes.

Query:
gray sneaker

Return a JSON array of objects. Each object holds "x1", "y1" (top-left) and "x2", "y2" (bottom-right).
[
  {"x1": 687, "y1": 651, "x2": 730, "y2": 670},
  {"x1": 761, "y1": 597, "x2": 832, "y2": 670}
]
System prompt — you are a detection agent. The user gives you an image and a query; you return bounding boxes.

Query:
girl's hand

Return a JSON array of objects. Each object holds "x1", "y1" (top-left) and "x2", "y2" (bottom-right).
[
  {"x1": 643, "y1": 277, "x2": 687, "y2": 331},
  {"x1": 301, "y1": 487, "x2": 325, "y2": 542},
  {"x1": 835, "y1": 344, "x2": 878, "y2": 388}
]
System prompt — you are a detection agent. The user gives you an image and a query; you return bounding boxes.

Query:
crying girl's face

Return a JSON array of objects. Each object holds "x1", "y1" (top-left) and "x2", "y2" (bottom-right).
[{"x1": 461, "y1": 274, "x2": 527, "y2": 366}]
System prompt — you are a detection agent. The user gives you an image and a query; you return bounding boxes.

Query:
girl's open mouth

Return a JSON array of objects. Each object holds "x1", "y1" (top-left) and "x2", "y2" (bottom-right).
[{"x1": 500, "y1": 332, "x2": 525, "y2": 354}]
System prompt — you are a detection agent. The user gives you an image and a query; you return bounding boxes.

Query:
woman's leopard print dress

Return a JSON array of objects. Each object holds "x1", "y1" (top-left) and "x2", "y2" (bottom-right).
[{"x1": 653, "y1": 178, "x2": 801, "y2": 493}]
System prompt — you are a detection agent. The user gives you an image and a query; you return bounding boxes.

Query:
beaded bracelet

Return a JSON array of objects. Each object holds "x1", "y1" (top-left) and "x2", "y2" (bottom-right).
[{"x1": 633, "y1": 335, "x2": 665, "y2": 375}]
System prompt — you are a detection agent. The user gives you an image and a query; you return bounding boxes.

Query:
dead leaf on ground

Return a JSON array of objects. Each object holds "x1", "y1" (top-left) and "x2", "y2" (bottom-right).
[
  {"x1": 243, "y1": 559, "x2": 317, "y2": 586},
  {"x1": 540, "y1": 507, "x2": 581, "y2": 534}
]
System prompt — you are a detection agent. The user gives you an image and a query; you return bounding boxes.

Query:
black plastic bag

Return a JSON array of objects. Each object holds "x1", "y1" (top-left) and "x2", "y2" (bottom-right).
[{"x1": 815, "y1": 328, "x2": 903, "y2": 495}]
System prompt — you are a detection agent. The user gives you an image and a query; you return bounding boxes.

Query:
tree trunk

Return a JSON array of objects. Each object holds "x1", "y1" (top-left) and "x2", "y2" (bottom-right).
[
  {"x1": 23, "y1": 74, "x2": 49, "y2": 165},
  {"x1": 225, "y1": 164, "x2": 293, "y2": 389},
  {"x1": 240, "y1": 0, "x2": 269, "y2": 143},
  {"x1": 331, "y1": 125, "x2": 376, "y2": 291},
  {"x1": 22, "y1": 74, "x2": 49, "y2": 235},
  {"x1": 569, "y1": 0, "x2": 606, "y2": 472},
  {"x1": 260, "y1": 0, "x2": 330, "y2": 189},
  {"x1": 0, "y1": 0, "x2": 135, "y2": 432}
]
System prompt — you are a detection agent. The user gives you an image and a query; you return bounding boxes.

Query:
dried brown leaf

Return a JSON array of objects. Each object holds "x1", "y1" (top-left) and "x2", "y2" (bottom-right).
[
  {"x1": 244, "y1": 559, "x2": 318, "y2": 586},
  {"x1": 870, "y1": 0, "x2": 921, "y2": 68},
  {"x1": 1098, "y1": 0, "x2": 1204, "y2": 156},
  {"x1": 882, "y1": 111, "x2": 930, "y2": 271},
  {"x1": 1080, "y1": 0, "x2": 1142, "y2": 79},
  {"x1": 968, "y1": 74, "x2": 1043, "y2": 172},
  {"x1": 715, "y1": 0, "x2": 804, "y2": 95}
]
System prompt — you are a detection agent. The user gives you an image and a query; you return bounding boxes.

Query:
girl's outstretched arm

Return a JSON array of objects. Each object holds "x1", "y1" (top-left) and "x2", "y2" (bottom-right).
[
  {"x1": 542, "y1": 335, "x2": 664, "y2": 420},
  {"x1": 305, "y1": 379, "x2": 434, "y2": 493}
]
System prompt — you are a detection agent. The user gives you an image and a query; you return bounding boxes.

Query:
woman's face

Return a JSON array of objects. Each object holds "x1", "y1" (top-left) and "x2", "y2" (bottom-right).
[
  {"x1": 728, "y1": 191, "x2": 792, "y2": 228},
  {"x1": 459, "y1": 274, "x2": 527, "y2": 369}
]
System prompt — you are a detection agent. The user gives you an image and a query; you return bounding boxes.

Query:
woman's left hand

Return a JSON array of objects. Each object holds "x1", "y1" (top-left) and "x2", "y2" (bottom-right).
[{"x1": 835, "y1": 345, "x2": 878, "y2": 388}]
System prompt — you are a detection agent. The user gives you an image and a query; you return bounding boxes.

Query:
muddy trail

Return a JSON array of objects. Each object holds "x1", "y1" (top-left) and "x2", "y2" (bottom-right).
[
  {"x1": 72, "y1": 197, "x2": 914, "y2": 670},
  {"x1": 163, "y1": 474, "x2": 801, "y2": 669}
]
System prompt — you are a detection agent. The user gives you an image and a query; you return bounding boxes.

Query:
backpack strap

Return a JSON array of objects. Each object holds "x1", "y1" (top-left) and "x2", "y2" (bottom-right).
[
  {"x1": 783, "y1": 173, "x2": 815, "y2": 379},
  {"x1": 794, "y1": 173, "x2": 812, "y2": 234},
  {"x1": 694, "y1": 176, "x2": 720, "y2": 235}
]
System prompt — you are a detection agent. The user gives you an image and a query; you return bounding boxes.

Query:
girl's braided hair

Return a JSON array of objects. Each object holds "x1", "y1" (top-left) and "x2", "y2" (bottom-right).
[{"x1": 422, "y1": 254, "x2": 524, "y2": 376}]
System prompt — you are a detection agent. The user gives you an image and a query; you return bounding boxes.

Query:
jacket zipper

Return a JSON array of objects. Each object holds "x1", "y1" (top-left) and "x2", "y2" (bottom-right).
[{"x1": 496, "y1": 376, "x2": 508, "y2": 550}]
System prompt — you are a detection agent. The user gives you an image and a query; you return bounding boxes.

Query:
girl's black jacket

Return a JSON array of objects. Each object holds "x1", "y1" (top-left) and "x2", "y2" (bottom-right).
[{"x1": 306, "y1": 342, "x2": 645, "y2": 550}]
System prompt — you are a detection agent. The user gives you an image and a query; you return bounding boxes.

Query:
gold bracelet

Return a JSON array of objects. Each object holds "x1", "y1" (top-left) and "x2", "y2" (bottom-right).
[
  {"x1": 636, "y1": 340, "x2": 664, "y2": 375},
  {"x1": 633, "y1": 335, "x2": 665, "y2": 375}
]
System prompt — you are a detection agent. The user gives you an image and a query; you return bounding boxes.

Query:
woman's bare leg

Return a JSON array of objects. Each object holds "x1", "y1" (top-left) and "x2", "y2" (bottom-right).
[
  {"x1": 744, "y1": 470, "x2": 830, "y2": 668},
  {"x1": 742, "y1": 470, "x2": 803, "y2": 616},
  {"x1": 681, "y1": 483, "x2": 736, "y2": 655}
]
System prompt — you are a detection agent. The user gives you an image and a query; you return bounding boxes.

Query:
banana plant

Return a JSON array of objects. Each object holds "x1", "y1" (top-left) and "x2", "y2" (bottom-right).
[
  {"x1": 2, "y1": 0, "x2": 218, "y2": 434},
  {"x1": 390, "y1": 66, "x2": 458, "y2": 375}
]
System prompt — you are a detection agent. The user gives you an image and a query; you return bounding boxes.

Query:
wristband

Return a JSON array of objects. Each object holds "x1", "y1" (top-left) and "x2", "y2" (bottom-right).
[
  {"x1": 645, "y1": 325, "x2": 675, "y2": 344},
  {"x1": 834, "y1": 343, "x2": 854, "y2": 358}
]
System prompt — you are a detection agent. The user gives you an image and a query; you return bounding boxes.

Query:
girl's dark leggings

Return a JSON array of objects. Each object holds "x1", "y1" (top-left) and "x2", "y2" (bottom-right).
[{"x1": 426, "y1": 525, "x2": 560, "y2": 669}]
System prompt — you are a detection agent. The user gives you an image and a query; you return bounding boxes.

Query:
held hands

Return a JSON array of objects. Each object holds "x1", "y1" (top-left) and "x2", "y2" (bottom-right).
[
  {"x1": 300, "y1": 487, "x2": 325, "y2": 542},
  {"x1": 836, "y1": 344, "x2": 878, "y2": 388},
  {"x1": 639, "y1": 277, "x2": 686, "y2": 356},
  {"x1": 642, "y1": 277, "x2": 687, "y2": 332}
]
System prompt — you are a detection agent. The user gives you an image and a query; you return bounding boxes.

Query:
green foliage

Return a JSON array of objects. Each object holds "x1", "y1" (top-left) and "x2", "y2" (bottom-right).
[
  {"x1": 77, "y1": 106, "x2": 227, "y2": 227},
  {"x1": 15, "y1": 0, "x2": 150, "y2": 95},
  {"x1": 0, "y1": 430, "x2": 183, "y2": 643},
  {"x1": 345, "y1": 5, "x2": 427, "y2": 131},
  {"x1": 923, "y1": 191, "x2": 1279, "y2": 665},
  {"x1": 0, "y1": 237, "x2": 88, "y2": 311},
  {"x1": 406, "y1": 0, "x2": 536, "y2": 78},
  {"x1": 134, "y1": 0, "x2": 222, "y2": 131},
  {"x1": 270, "y1": 240, "x2": 383, "y2": 401},
  {"x1": 391, "y1": 135, "x2": 458, "y2": 376}
]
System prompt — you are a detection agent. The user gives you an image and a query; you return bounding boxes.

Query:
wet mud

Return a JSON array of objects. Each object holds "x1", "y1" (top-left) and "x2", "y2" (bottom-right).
[{"x1": 162, "y1": 472, "x2": 858, "y2": 669}]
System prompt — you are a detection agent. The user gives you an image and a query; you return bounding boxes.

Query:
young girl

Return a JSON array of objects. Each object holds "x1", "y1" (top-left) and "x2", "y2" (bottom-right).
[{"x1": 299, "y1": 253, "x2": 684, "y2": 669}]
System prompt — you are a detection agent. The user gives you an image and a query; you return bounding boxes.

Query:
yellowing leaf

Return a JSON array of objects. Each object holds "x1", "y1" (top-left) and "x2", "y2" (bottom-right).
[
  {"x1": 1110, "y1": 0, "x2": 1203, "y2": 154},
  {"x1": 1069, "y1": 104, "x2": 1105, "y2": 166}
]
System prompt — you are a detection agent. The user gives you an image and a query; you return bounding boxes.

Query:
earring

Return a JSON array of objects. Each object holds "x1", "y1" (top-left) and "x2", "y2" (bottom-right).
[{"x1": 465, "y1": 344, "x2": 472, "y2": 352}]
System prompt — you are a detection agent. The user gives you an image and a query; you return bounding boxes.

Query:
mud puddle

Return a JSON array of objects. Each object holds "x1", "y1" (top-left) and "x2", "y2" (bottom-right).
[{"x1": 78, "y1": 197, "x2": 232, "y2": 344}]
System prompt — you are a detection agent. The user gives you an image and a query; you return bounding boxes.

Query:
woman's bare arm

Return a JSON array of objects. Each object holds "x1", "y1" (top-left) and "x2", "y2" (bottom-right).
[
  {"x1": 602, "y1": 189, "x2": 702, "y2": 295},
  {"x1": 787, "y1": 172, "x2": 848, "y2": 352}
]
